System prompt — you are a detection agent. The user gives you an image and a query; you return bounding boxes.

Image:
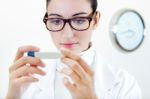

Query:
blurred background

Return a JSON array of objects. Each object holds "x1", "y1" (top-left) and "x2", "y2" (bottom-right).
[{"x1": 0, "y1": 0, "x2": 149, "y2": 98}]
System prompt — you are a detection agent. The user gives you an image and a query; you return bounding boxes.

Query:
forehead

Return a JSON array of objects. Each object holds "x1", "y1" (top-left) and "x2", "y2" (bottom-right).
[{"x1": 47, "y1": 0, "x2": 92, "y2": 16}]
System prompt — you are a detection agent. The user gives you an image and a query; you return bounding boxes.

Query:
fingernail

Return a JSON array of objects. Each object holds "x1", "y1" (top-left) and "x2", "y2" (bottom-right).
[
  {"x1": 42, "y1": 62, "x2": 46, "y2": 67},
  {"x1": 42, "y1": 72, "x2": 46, "y2": 76},
  {"x1": 61, "y1": 58, "x2": 65, "y2": 63},
  {"x1": 40, "y1": 62, "x2": 46, "y2": 67},
  {"x1": 34, "y1": 78, "x2": 39, "y2": 82}
]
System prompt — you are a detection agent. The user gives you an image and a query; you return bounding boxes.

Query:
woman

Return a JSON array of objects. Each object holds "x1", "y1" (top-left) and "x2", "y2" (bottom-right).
[{"x1": 6, "y1": 0, "x2": 141, "y2": 99}]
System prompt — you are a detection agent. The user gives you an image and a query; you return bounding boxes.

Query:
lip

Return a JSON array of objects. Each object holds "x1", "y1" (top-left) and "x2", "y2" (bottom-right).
[{"x1": 60, "y1": 42, "x2": 78, "y2": 48}]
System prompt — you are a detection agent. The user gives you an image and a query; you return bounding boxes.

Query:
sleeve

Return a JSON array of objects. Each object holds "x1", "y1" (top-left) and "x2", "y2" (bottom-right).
[{"x1": 103, "y1": 70, "x2": 142, "y2": 99}]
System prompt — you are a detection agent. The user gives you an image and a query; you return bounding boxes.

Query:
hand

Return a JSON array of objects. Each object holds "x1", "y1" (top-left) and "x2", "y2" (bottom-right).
[
  {"x1": 6, "y1": 46, "x2": 46, "y2": 99},
  {"x1": 60, "y1": 48, "x2": 97, "y2": 99}
]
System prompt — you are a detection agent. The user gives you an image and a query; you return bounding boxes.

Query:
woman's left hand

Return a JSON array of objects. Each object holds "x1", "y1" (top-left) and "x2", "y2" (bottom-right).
[{"x1": 60, "y1": 48, "x2": 97, "y2": 99}]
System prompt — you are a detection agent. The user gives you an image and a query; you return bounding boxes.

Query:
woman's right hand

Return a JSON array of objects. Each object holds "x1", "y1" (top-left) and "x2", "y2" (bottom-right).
[{"x1": 6, "y1": 46, "x2": 46, "y2": 99}]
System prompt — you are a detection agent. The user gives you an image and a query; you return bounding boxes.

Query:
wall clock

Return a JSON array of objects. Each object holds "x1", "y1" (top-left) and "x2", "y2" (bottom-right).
[{"x1": 110, "y1": 9, "x2": 145, "y2": 52}]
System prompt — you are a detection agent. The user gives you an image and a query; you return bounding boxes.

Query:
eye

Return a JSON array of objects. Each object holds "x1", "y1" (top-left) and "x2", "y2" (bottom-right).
[
  {"x1": 72, "y1": 18, "x2": 87, "y2": 24},
  {"x1": 48, "y1": 18, "x2": 63, "y2": 25}
]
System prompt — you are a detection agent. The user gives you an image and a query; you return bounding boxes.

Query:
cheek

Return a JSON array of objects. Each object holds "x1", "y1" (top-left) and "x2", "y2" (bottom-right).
[
  {"x1": 77, "y1": 30, "x2": 92, "y2": 43},
  {"x1": 50, "y1": 33, "x2": 60, "y2": 44}
]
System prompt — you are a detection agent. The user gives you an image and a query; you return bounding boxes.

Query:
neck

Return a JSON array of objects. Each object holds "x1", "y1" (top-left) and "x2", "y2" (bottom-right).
[{"x1": 82, "y1": 42, "x2": 92, "y2": 52}]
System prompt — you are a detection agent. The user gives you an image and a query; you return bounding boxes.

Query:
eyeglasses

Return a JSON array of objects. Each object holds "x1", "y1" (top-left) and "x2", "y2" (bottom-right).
[{"x1": 43, "y1": 12, "x2": 96, "y2": 32}]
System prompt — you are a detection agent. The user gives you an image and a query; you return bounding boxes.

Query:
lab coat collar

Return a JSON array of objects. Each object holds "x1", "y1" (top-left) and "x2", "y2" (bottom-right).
[
  {"x1": 79, "y1": 43, "x2": 96, "y2": 68},
  {"x1": 33, "y1": 44, "x2": 121, "y2": 98}
]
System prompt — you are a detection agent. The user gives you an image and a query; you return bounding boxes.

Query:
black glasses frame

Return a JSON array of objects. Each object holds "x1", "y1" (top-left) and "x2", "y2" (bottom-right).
[{"x1": 43, "y1": 12, "x2": 96, "y2": 32}]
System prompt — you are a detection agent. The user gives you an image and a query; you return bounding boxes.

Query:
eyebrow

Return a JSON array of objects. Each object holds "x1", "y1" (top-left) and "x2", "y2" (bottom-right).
[
  {"x1": 48, "y1": 13, "x2": 63, "y2": 17},
  {"x1": 48, "y1": 12, "x2": 88, "y2": 17},
  {"x1": 72, "y1": 12, "x2": 88, "y2": 16}
]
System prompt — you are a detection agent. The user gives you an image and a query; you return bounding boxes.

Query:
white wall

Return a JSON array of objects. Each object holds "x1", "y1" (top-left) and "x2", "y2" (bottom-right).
[
  {"x1": 0, "y1": 0, "x2": 149, "y2": 98},
  {"x1": 95, "y1": 0, "x2": 150, "y2": 99}
]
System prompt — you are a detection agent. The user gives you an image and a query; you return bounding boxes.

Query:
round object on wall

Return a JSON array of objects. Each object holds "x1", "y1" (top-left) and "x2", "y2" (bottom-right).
[{"x1": 109, "y1": 9, "x2": 146, "y2": 52}]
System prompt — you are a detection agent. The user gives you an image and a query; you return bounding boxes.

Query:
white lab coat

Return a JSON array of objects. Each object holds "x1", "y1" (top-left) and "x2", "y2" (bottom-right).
[{"x1": 21, "y1": 46, "x2": 141, "y2": 99}]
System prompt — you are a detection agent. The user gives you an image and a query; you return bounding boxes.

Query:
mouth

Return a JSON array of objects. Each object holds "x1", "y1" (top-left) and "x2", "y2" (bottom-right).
[{"x1": 60, "y1": 42, "x2": 78, "y2": 48}]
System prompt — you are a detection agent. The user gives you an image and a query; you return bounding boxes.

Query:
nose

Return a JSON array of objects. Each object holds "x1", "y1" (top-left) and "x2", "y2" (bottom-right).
[{"x1": 62, "y1": 23, "x2": 74, "y2": 39}]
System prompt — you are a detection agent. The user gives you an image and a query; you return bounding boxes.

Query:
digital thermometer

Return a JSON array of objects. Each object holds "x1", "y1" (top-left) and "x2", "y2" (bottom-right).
[{"x1": 27, "y1": 51, "x2": 61, "y2": 59}]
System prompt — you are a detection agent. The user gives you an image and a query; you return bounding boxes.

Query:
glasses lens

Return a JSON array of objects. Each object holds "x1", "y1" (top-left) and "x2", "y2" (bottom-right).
[
  {"x1": 71, "y1": 17, "x2": 90, "y2": 30},
  {"x1": 46, "y1": 18, "x2": 64, "y2": 31}
]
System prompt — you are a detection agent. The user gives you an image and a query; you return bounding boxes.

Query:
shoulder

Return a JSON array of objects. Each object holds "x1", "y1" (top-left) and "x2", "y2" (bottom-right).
[
  {"x1": 104, "y1": 64, "x2": 142, "y2": 99},
  {"x1": 94, "y1": 53, "x2": 142, "y2": 99}
]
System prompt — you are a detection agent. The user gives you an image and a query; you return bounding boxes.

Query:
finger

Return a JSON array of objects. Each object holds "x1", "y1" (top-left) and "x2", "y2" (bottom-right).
[
  {"x1": 61, "y1": 68, "x2": 80, "y2": 85},
  {"x1": 63, "y1": 77, "x2": 76, "y2": 92},
  {"x1": 10, "y1": 56, "x2": 45, "y2": 72},
  {"x1": 11, "y1": 65, "x2": 46, "y2": 79},
  {"x1": 61, "y1": 48, "x2": 93, "y2": 76},
  {"x1": 14, "y1": 45, "x2": 40, "y2": 62},
  {"x1": 61, "y1": 58, "x2": 86, "y2": 80},
  {"x1": 14, "y1": 75, "x2": 39, "y2": 85}
]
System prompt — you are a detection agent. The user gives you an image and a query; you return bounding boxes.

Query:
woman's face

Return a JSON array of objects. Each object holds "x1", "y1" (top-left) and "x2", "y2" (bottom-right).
[{"x1": 47, "y1": 0, "x2": 98, "y2": 53}]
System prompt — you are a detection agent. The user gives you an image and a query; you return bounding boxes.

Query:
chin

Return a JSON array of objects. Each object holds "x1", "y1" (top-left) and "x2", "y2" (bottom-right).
[
  {"x1": 70, "y1": 48, "x2": 82, "y2": 53},
  {"x1": 58, "y1": 45, "x2": 82, "y2": 53}
]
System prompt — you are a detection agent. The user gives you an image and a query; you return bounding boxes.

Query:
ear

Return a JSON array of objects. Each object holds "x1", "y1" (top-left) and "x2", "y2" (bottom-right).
[{"x1": 93, "y1": 11, "x2": 101, "y2": 29}]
